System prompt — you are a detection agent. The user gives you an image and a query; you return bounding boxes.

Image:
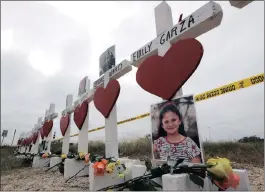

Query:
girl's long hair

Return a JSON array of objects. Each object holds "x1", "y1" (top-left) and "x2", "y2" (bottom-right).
[{"x1": 154, "y1": 102, "x2": 186, "y2": 140}]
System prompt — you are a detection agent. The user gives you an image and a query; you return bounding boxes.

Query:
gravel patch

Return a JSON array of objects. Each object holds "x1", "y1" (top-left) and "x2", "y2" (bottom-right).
[{"x1": 1, "y1": 167, "x2": 89, "y2": 191}]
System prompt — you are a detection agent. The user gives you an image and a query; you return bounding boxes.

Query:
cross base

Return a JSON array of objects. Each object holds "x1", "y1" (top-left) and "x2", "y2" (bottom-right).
[
  {"x1": 32, "y1": 156, "x2": 50, "y2": 168},
  {"x1": 64, "y1": 158, "x2": 89, "y2": 179},
  {"x1": 50, "y1": 157, "x2": 62, "y2": 168}
]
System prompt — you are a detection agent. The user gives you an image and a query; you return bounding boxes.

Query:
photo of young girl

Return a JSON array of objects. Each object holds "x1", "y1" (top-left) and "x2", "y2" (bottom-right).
[{"x1": 151, "y1": 95, "x2": 203, "y2": 163}]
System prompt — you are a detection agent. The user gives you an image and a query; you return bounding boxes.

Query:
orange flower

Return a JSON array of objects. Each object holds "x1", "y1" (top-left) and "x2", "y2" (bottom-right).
[
  {"x1": 93, "y1": 162, "x2": 99, "y2": 169},
  {"x1": 214, "y1": 173, "x2": 240, "y2": 190},
  {"x1": 228, "y1": 173, "x2": 240, "y2": 189},
  {"x1": 93, "y1": 162, "x2": 105, "y2": 176},
  {"x1": 214, "y1": 179, "x2": 230, "y2": 190},
  {"x1": 101, "y1": 159, "x2": 108, "y2": 165}
]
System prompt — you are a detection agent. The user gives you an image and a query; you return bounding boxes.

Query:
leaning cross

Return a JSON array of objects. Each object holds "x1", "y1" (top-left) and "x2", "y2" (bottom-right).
[
  {"x1": 93, "y1": 58, "x2": 132, "y2": 158},
  {"x1": 42, "y1": 104, "x2": 58, "y2": 153},
  {"x1": 130, "y1": 1, "x2": 223, "y2": 99}
]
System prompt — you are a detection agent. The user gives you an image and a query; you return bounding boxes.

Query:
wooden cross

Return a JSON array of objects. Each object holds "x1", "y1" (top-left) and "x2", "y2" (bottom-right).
[
  {"x1": 61, "y1": 94, "x2": 73, "y2": 154},
  {"x1": 93, "y1": 59, "x2": 132, "y2": 158},
  {"x1": 19, "y1": 132, "x2": 26, "y2": 153},
  {"x1": 74, "y1": 76, "x2": 91, "y2": 154},
  {"x1": 42, "y1": 103, "x2": 58, "y2": 153},
  {"x1": 33, "y1": 117, "x2": 42, "y2": 154},
  {"x1": 130, "y1": 1, "x2": 223, "y2": 99}
]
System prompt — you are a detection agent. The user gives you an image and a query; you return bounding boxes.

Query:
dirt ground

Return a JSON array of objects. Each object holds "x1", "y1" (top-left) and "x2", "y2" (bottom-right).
[{"x1": 1, "y1": 163, "x2": 264, "y2": 191}]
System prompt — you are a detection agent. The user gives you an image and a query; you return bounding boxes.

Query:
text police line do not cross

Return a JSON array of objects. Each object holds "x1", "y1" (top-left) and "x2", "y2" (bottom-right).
[{"x1": 130, "y1": 1, "x2": 223, "y2": 67}]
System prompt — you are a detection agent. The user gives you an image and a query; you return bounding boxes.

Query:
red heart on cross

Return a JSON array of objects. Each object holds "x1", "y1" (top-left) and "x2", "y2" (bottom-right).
[
  {"x1": 28, "y1": 135, "x2": 33, "y2": 145},
  {"x1": 136, "y1": 38, "x2": 204, "y2": 100},
  {"x1": 43, "y1": 120, "x2": 53, "y2": 137},
  {"x1": 74, "y1": 101, "x2": 88, "y2": 130},
  {"x1": 94, "y1": 79, "x2": 120, "y2": 118},
  {"x1": 60, "y1": 114, "x2": 70, "y2": 136},
  {"x1": 32, "y1": 132, "x2": 38, "y2": 144},
  {"x1": 40, "y1": 126, "x2": 45, "y2": 139}
]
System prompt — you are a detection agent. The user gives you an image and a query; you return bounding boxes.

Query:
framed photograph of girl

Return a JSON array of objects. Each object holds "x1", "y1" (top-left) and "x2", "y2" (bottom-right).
[{"x1": 150, "y1": 94, "x2": 204, "y2": 163}]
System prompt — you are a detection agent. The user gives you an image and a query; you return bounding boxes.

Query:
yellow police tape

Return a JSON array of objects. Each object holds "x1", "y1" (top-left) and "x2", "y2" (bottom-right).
[{"x1": 54, "y1": 73, "x2": 264, "y2": 141}]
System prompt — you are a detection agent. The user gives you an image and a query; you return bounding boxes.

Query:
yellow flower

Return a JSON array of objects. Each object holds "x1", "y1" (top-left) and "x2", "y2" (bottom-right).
[
  {"x1": 79, "y1": 152, "x2": 85, "y2": 159},
  {"x1": 107, "y1": 162, "x2": 116, "y2": 170},
  {"x1": 207, "y1": 157, "x2": 233, "y2": 178},
  {"x1": 61, "y1": 154, "x2": 67, "y2": 159},
  {"x1": 116, "y1": 160, "x2": 121, "y2": 165},
  {"x1": 105, "y1": 166, "x2": 114, "y2": 174},
  {"x1": 118, "y1": 173, "x2": 124, "y2": 178}
]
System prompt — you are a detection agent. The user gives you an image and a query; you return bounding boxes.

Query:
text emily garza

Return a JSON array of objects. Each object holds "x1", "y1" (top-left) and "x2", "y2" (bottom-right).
[{"x1": 132, "y1": 15, "x2": 195, "y2": 62}]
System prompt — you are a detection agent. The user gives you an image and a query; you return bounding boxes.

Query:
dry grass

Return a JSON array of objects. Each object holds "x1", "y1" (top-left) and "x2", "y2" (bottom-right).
[
  {"x1": 0, "y1": 146, "x2": 31, "y2": 172},
  {"x1": 54, "y1": 137, "x2": 264, "y2": 167},
  {"x1": 1, "y1": 138, "x2": 264, "y2": 172}
]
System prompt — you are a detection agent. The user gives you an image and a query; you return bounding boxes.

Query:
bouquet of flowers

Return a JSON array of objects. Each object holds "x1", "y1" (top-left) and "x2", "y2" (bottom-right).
[
  {"x1": 93, "y1": 157, "x2": 126, "y2": 179},
  {"x1": 97, "y1": 157, "x2": 240, "y2": 191}
]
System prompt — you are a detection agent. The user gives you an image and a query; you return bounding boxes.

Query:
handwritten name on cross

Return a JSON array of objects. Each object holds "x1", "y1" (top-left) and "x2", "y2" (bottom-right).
[
  {"x1": 93, "y1": 60, "x2": 132, "y2": 89},
  {"x1": 130, "y1": 1, "x2": 223, "y2": 67},
  {"x1": 93, "y1": 59, "x2": 132, "y2": 158}
]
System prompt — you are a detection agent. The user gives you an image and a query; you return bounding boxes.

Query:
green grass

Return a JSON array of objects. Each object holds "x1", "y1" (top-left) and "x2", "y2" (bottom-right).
[{"x1": 1, "y1": 138, "x2": 264, "y2": 172}]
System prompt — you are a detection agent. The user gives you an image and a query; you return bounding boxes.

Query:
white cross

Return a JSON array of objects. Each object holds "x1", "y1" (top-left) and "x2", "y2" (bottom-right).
[
  {"x1": 61, "y1": 94, "x2": 73, "y2": 154},
  {"x1": 130, "y1": 1, "x2": 223, "y2": 99},
  {"x1": 67, "y1": 59, "x2": 132, "y2": 157},
  {"x1": 31, "y1": 117, "x2": 43, "y2": 154},
  {"x1": 73, "y1": 76, "x2": 91, "y2": 154},
  {"x1": 93, "y1": 59, "x2": 132, "y2": 158},
  {"x1": 42, "y1": 103, "x2": 58, "y2": 153},
  {"x1": 19, "y1": 132, "x2": 26, "y2": 153}
]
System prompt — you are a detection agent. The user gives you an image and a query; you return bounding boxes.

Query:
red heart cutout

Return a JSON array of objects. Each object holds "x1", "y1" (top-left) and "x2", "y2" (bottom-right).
[
  {"x1": 74, "y1": 101, "x2": 88, "y2": 130},
  {"x1": 24, "y1": 138, "x2": 27, "y2": 145},
  {"x1": 26, "y1": 138, "x2": 30, "y2": 145},
  {"x1": 23, "y1": 139, "x2": 27, "y2": 145},
  {"x1": 60, "y1": 114, "x2": 70, "y2": 136},
  {"x1": 32, "y1": 132, "x2": 38, "y2": 144},
  {"x1": 40, "y1": 126, "x2": 45, "y2": 139},
  {"x1": 94, "y1": 79, "x2": 120, "y2": 118},
  {"x1": 43, "y1": 120, "x2": 53, "y2": 137},
  {"x1": 136, "y1": 38, "x2": 203, "y2": 100}
]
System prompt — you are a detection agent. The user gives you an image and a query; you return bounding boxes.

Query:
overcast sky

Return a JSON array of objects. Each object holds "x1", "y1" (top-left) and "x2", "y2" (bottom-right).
[{"x1": 1, "y1": 1, "x2": 264, "y2": 145}]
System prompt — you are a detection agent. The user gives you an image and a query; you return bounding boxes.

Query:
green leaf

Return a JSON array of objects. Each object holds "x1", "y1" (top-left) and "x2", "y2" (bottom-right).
[
  {"x1": 129, "y1": 180, "x2": 158, "y2": 191},
  {"x1": 189, "y1": 173, "x2": 204, "y2": 188},
  {"x1": 149, "y1": 180, "x2": 162, "y2": 188}
]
